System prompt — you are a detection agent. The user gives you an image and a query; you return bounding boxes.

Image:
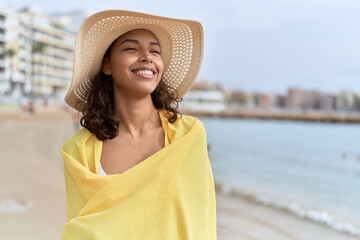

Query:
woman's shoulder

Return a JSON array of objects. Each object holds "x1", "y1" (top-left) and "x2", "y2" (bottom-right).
[
  {"x1": 160, "y1": 109, "x2": 203, "y2": 124},
  {"x1": 159, "y1": 109, "x2": 205, "y2": 143},
  {"x1": 160, "y1": 109, "x2": 203, "y2": 126},
  {"x1": 62, "y1": 127, "x2": 100, "y2": 171},
  {"x1": 62, "y1": 127, "x2": 97, "y2": 155},
  {"x1": 177, "y1": 113, "x2": 204, "y2": 129}
]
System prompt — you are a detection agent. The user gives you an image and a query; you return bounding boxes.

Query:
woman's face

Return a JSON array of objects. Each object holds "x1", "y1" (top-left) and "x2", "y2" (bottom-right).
[{"x1": 102, "y1": 29, "x2": 164, "y2": 97}]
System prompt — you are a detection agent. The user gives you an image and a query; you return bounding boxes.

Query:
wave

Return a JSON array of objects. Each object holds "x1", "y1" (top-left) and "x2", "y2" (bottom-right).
[{"x1": 215, "y1": 181, "x2": 360, "y2": 238}]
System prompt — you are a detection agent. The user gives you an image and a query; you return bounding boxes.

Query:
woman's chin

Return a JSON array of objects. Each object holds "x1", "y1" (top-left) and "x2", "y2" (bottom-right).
[{"x1": 114, "y1": 86, "x2": 158, "y2": 98}]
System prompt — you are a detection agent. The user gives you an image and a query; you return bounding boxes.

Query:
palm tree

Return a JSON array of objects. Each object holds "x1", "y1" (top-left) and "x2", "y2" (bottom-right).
[
  {"x1": 32, "y1": 41, "x2": 47, "y2": 54},
  {"x1": 31, "y1": 41, "x2": 48, "y2": 95},
  {"x1": 5, "y1": 48, "x2": 16, "y2": 92}
]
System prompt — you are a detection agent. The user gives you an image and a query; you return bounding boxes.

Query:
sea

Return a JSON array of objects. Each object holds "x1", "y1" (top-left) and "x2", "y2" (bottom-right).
[{"x1": 201, "y1": 117, "x2": 360, "y2": 237}]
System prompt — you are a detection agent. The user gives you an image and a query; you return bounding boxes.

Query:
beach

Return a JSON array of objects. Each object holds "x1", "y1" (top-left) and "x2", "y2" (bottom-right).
[
  {"x1": 215, "y1": 184, "x2": 359, "y2": 240},
  {"x1": 0, "y1": 105, "x2": 358, "y2": 240}
]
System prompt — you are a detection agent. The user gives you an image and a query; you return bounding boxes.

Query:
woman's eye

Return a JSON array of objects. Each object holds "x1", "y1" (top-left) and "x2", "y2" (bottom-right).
[
  {"x1": 125, "y1": 48, "x2": 137, "y2": 51},
  {"x1": 151, "y1": 50, "x2": 161, "y2": 54}
]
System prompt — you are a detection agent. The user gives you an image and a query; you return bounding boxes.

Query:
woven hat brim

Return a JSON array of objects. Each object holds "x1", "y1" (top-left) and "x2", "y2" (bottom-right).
[{"x1": 65, "y1": 10, "x2": 203, "y2": 111}]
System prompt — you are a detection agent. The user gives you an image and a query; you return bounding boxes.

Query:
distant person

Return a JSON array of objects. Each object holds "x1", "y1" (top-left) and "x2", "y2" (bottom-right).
[
  {"x1": 42, "y1": 95, "x2": 48, "y2": 107},
  {"x1": 27, "y1": 100, "x2": 34, "y2": 115},
  {"x1": 19, "y1": 96, "x2": 28, "y2": 112},
  {"x1": 60, "y1": 10, "x2": 216, "y2": 239}
]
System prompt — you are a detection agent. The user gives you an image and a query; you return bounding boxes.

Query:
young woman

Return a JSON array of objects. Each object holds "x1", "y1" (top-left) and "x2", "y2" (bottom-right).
[{"x1": 61, "y1": 10, "x2": 216, "y2": 239}]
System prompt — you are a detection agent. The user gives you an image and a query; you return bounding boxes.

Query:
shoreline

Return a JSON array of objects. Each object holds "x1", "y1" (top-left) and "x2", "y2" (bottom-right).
[
  {"x1": 184, "y1": 110, "x2": 360, "y2": 123},
  {"x1": 215, "y1": 182, "x2": 360, "y2": 240}
]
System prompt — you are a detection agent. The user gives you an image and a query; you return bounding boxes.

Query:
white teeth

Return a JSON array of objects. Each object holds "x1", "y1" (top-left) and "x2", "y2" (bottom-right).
[{"x1": 135, "y1": 70, "x2": 154, "y2": 75}]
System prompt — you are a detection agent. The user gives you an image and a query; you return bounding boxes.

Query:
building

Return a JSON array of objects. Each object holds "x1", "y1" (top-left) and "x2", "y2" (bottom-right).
[
  {"x1": 254, "y1": 93, "x2": 281, "y2": 109},
  {"x1": 181, "y1": 80, "x2": 227, "y2": 113},
  {"x1": 302, "y1": 90, "x2": 321, "y2": 110},
  {"x1": 230, "y1": 90, "x2": 255, "y2": 108},
  {"x1": 22, "y1": 7, "x2": 76, "y2": 96},
  {"x1": 319, "y1": 94, "x2": 335, "y2": 112},
  {"x1": 285, "y1": 88, "x2": 304, "y2": 109},
  {"x1": 335, "y1": 91, "x2": 358, "y2": 111},
  {"x1": 0, "y1": 7, "x2": 31, "y2": 95},
  {"x1": 285, "y1": 88, "x2": 323, "y2": 110},
  {"x1": 0, "y1": 6, "x2": 77, "y2": 97}
]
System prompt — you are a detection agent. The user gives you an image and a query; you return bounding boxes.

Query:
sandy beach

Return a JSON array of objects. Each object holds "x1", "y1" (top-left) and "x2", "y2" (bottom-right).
[{"x1": 0, "y1": 105, "x2": 358, "y2": 240}]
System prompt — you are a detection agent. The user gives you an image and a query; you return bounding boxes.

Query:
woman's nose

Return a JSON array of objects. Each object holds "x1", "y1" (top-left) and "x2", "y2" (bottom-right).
[{"x1": 139, "y1": 51, "x2": 153, "y2": 63}]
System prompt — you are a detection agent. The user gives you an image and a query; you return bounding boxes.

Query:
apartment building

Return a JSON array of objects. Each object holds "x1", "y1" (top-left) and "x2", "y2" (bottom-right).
[
  {"x1": 0, "y1": 7, "x2": 31, "y2": 95},
  {"x1": 0, "y1": 6, "x2": 76, "y2": 96}
]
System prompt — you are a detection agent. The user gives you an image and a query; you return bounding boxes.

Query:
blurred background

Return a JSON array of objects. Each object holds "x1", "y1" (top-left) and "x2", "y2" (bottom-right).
[{"x1": 0, "y1": 0, "x2": 359, "y2": 239}]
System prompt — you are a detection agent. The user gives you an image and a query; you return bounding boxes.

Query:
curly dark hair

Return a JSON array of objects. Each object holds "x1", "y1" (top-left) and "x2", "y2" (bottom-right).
[{"x1": 79, "y1": 71, "x2": 182, "y2": 140}]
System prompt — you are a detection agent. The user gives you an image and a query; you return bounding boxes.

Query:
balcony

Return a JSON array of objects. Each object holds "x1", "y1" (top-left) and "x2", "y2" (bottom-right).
[
  {"x1": 19, "y1": 61, "x2": 29, "y2": 71},
  {"x1": 18, "y1": 50, "x2": 30, "y2": 60},
  {"x1": 0, "y1": 33, "x2": 5, "y2": 43},
  {"x1": 0, "y1": 21, "x2": 5, "y2": 30},
  {"x1": 0, "y1": 73, "x2": 5, "y2": 81},
  {"x1": 0, "y1": 59, "x2": 5, "y2": 68}
]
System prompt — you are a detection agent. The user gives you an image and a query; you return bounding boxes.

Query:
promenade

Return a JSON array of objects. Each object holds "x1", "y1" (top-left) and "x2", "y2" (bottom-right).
[{"x1": 185, "y1": 109, "x2": 360, "y2": 123}]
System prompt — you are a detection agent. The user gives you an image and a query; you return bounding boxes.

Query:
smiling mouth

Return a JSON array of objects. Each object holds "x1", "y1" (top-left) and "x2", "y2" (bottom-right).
[{"x1": 131, "y1": 69, "x2": 156, "y2": 79}]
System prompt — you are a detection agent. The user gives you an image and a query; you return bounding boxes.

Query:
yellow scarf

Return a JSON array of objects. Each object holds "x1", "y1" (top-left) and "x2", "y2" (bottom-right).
[{"x1": 61, "y1": 111, "x2": 217, "y2": 239}]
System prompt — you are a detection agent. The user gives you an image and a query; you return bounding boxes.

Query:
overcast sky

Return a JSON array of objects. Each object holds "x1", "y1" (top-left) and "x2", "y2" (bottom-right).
[{"x1": 2, "y1": 0, "x2": 360, "y2": 94}]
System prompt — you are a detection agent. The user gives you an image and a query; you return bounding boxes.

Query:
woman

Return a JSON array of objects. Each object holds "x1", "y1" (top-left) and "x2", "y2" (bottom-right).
[{"x1": 61, "y1": 10, "x2": 216, "y2": 239}]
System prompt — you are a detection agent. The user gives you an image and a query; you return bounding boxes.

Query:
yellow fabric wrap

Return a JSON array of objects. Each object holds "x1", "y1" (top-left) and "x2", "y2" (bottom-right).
[{"x1": 61, "y1": 111, "x2": 217, "y2": 240}]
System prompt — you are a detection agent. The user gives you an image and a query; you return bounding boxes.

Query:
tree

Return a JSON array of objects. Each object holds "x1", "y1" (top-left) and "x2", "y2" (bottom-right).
[
  {"x1": 5, "y1": 48, "x2": 16, "y2": 92},
  {"x1": 31, "y1": 41, "x2": 48, "y2": 95},
  {"x1": 32, "y1": 41, "x2": 47, "y2": 54}
]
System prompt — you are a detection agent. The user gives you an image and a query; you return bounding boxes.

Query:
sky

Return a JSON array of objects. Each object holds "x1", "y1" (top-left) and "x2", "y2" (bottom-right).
[{"x1": 2, "y1": 0, "x2": 360, "y2": 94}]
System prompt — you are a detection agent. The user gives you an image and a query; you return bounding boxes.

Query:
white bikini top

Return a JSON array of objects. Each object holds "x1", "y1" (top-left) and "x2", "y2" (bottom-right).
[{"x1": 98, "y1": 162, "x2": 108, "y2": 176}]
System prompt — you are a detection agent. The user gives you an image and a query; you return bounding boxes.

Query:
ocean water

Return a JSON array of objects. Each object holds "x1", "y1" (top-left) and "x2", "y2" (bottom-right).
[{"x1": 201, "y1": 117, "x2": 360, "y2": 237}]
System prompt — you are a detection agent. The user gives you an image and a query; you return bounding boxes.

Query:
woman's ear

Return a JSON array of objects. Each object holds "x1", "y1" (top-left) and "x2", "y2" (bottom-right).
[{"x1": 102, "y1": 58, "x2": 112, "y2": 75}]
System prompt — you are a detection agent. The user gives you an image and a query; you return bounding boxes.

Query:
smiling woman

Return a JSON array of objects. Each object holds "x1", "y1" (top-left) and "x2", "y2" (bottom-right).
[
  {"x1": 81, "y1": 28, "x2": 174, "y2": 141},
  {"x1": 60, "y1": 10, "x2": 216, "y2": 240},
  {"x1": 102, "y1": 29, "x2": 164, "y2": 100}
]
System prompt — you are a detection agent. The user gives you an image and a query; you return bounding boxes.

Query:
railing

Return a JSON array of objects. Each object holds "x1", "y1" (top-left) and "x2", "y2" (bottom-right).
[
  {"x1": 0, "y1": 33, "x2": 5, "y2": 42},
  {"x1": 0, "y1": 59, "x2": 6, "y2": 68},
  {"x1": 0, "y1": 20, "x2": 5, "y2": 30},
  {"x1": 0, "y1": 72, "x2": 5, "y2": 81}
]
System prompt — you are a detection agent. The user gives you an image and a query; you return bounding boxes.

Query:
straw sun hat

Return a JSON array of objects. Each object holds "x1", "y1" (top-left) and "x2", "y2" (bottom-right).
[{"x1": 64, "y1": 10, "x2": 204, "y2": 111}]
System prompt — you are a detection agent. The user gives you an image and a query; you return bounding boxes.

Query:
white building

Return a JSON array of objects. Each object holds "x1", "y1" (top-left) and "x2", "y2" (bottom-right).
[
  {"x1": 181, "y1": 80, "x2": 227, "y2": 113},
  {"x1": 0, "y1": 6, "x2": 77, "y2": 96},
  {"x1": 23, "y1": 7, "x2": 76, "y2": 96},
  {"x1": 336, "y1": 91, "x2": 357, "y2": 111},
  {"x1": 0, "y1": 7, "x2": 31, "y2": 95}
]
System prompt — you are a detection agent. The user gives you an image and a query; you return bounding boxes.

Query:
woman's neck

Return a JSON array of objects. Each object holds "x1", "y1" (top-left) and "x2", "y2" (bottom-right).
[{"x1": 113, "y1": 94, "x2": 161, "y2": 138}]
